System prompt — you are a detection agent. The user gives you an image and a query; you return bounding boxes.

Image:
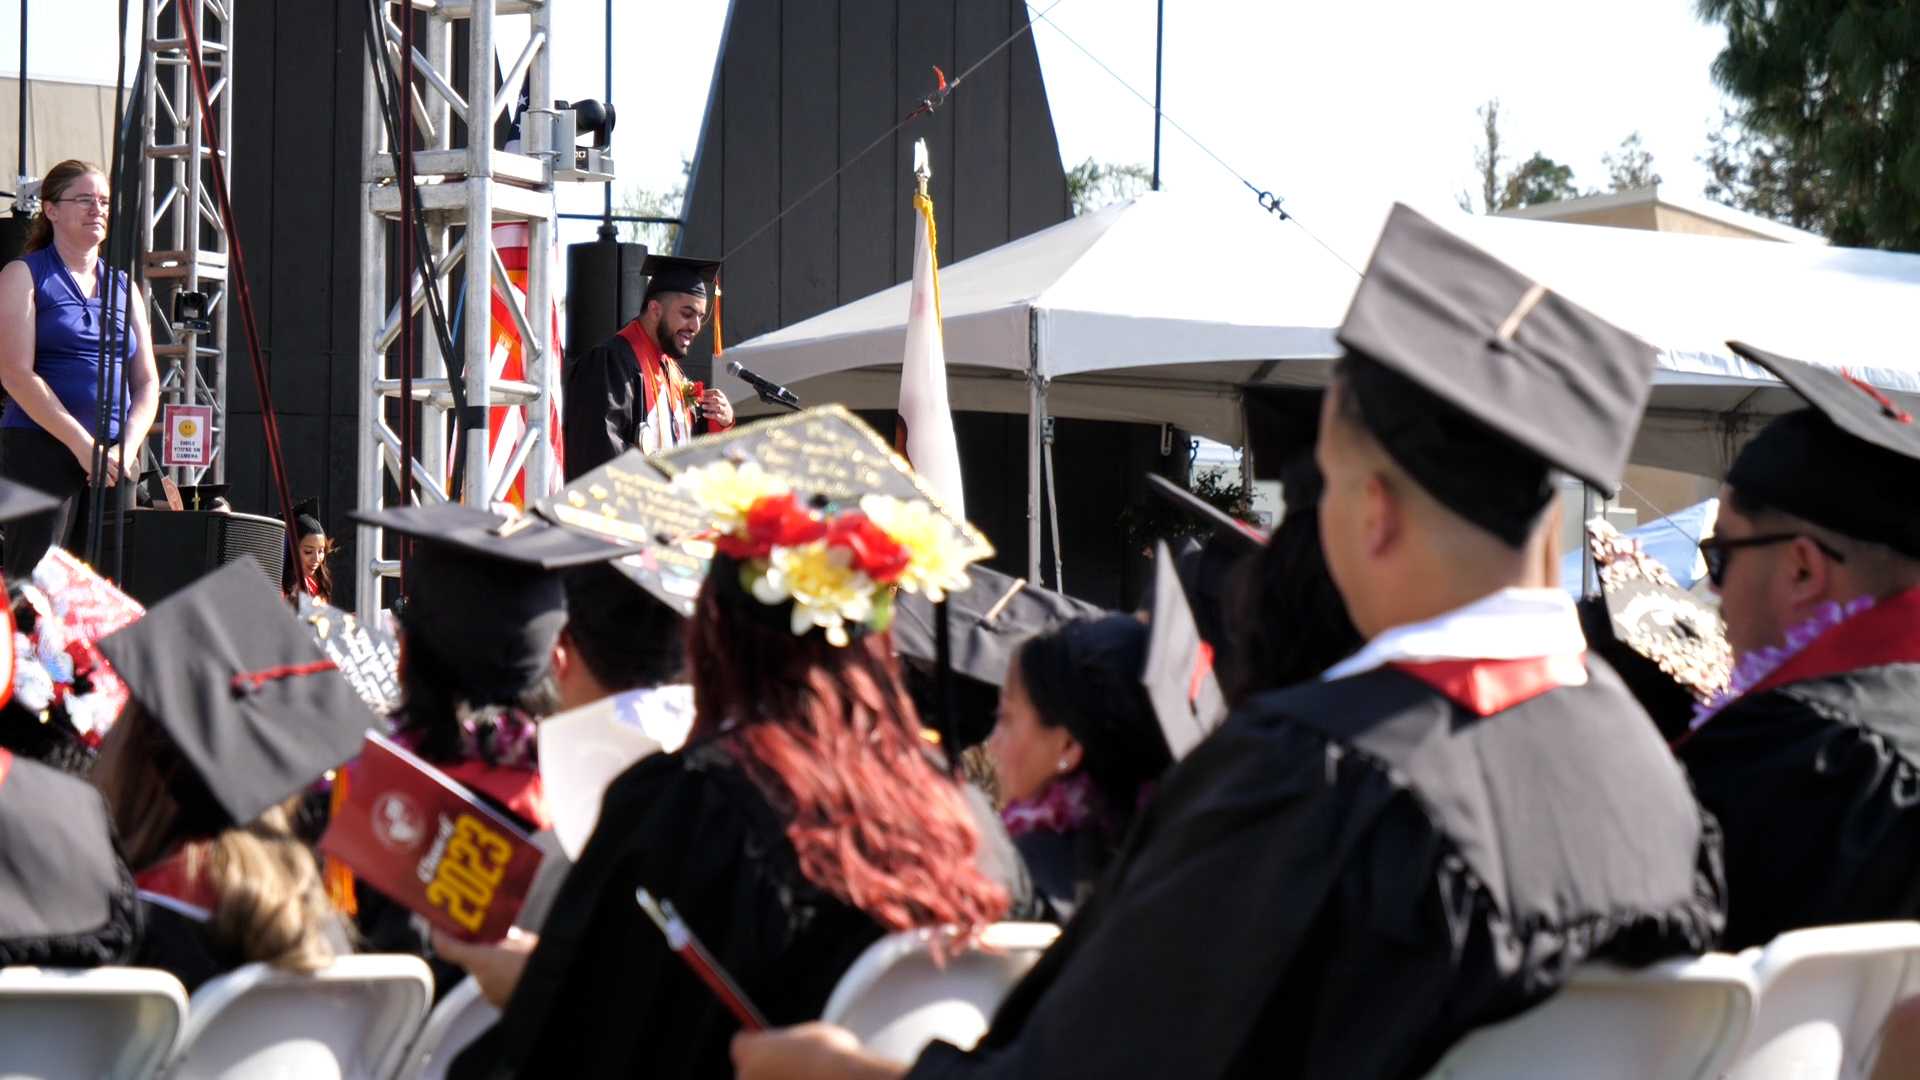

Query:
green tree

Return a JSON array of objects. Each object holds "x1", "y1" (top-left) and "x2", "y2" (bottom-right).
[
  {"x1": 1458, "y1": 100, "x2": 1580, "y2": 212},
  {"x1": 1065, "y1": 158, "x2": 1153, "y2": 216},
  {"x1": 1697, "y1": 0, "x2": 1920, "y2": 249},
  {"x1": 1502, "y1": 152, "x2": 1580, "y2": 208},
  {"x1": 615, "y1": 157, "x2": 691, "y2": 252},
  {"x1": 1700, "y1": 107, "x2": 1830, "y2": 234},
  {"x1": 1603, "y1": 131, "x2": 1661, "y2": 191}
]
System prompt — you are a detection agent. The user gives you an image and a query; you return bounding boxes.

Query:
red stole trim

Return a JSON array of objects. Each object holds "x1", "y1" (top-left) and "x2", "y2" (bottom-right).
[
  {"x1": 1390, "y1": 654, "x2": 1588, "y2": 717},
  {"x1": 136, "y1": 846, "x2": 218, "y2": 913},
  {"x1": 0, "y1": 748, "x2": 12, "y2": 790},
  {"x1": 1189, "y1": 641, "x2": 1216, "y2": 705},
  {"x1": 1746, "y1": 586, "x2": 1920, "y2": 700},
  {"x1": 615, "y1": 321, "x2": 732, "y2": 441}
]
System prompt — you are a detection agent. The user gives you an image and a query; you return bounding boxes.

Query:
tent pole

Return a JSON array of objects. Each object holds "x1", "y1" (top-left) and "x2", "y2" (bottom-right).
[
  {"x1": 1043, "y1": 416, "x2": 1063, "y2": 593},
  {"x1": 1027, "y1": 310, "x2": 1045, "y2": 584}
]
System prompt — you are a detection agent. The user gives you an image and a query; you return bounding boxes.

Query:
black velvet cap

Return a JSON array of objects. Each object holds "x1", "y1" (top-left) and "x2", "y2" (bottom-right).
[
  {"x1": 893, "y1": 563, "x2": 1106, "y2": 688},
  {"x1": 1726, "y1": 342, "x2": 1920, "y2": 557},
  {"x1": 643, "y1": 254, "x2": 720, "y2": 303},
  {"x1": 355, "y1": 503, "x2": 641, "y2": 704},
  {"x1": 94, "y1": 560, "x2": 372, "y2": 827},
  {"x1": 1143, "y1": 542, "x2": 1227, "y2": 761},
  {"x1": 1336, "y1": 204, "x2": 1657, "y2": 545},
  {"x1": 1144, "y1": 473, "x2": 1268, "y2": 555}
]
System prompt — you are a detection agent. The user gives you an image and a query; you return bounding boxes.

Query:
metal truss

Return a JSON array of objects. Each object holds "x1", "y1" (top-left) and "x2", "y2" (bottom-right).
[
  {"x1": 355, "y1": 0, "x2": 561, "y2": 620},
  {"x1": 139, "y1": 0, "x2": 233, "y2": 484}
]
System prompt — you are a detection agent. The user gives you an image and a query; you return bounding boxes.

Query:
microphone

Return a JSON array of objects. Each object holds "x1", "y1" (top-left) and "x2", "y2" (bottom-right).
[{"x1": 725, "y1": 360, "x2": 801, "y2": 410}]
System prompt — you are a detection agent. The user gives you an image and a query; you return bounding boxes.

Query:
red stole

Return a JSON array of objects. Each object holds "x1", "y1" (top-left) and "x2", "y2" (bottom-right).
[
  {"x1": 615, "y1": 322, "x2": 731, "y2": 450},
  {"x1": 1742, "y1": 586, "x2": 1920, "y2": 700},
  {"x1": 1390, "y1": 654, "x2": 1589, "y2": 717}
]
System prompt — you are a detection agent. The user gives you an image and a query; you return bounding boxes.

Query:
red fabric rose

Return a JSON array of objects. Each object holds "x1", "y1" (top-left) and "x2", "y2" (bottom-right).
[
  {"x1": 718, "y1": 493, "x2": 827, "y2": 560},
  {"x1": 827, "y1": 512, "x2": 910, "y2": 583}
]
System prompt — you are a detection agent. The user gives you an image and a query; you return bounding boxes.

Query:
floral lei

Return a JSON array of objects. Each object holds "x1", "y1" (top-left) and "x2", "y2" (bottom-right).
[
  {"x1": 1001, "y1": 771, "x2": 1102, "y2": 838},
  {"x1": 672, "y1": 460, "x2": 979, "y2": 646},
  {"x1": 1688, "y1": 594, "x2": 1877, "y2": 732},
  {"x1": 396, "y1": 701, "x2": 541, "y2": 769}
]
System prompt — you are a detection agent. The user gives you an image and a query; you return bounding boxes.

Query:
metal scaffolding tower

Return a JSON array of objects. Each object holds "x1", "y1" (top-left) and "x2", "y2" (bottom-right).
[
  {"x1": 355, "y1": 0, "x2": 561, "y2": 620},
  {"x1": 140, "y1": 0, "x2": 233, "y2": 484}
]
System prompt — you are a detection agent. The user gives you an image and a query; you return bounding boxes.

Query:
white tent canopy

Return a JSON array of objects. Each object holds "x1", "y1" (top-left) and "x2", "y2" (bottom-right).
[{"x1": 720, "y1": 191, "x2": 1920, "y2": 578}]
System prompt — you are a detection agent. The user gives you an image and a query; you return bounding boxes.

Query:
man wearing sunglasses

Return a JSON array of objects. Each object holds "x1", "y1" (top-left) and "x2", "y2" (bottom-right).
[{"x1": 1676, "y1": 344, "x2": 1920, "y2": 951}]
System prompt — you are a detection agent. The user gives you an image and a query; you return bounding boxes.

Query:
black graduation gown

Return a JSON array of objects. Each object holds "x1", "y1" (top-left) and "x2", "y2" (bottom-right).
[
  {"x1": 0, "y1": 755, "x2": 141, "y2": 968},
  {"x1": 448, "y1": 741, "x2": 887, "y2": 1078},
  {"x1": 134, "y1": 900, "x2": 228, "y2": 993},
  {"x1": 1678, "y1": 662, "x2": 1920, "y2": 950},
  {"x1": 563, "y1": 333, "x2": 717, "y2": 480},
  {"x1": 910, "y1": 662, "x2": 1726, "y2": 1080}
]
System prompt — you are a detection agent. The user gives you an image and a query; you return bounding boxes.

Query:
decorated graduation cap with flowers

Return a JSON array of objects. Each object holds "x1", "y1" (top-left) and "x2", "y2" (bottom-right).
[{"x1": 648, "y1": 405, "x2": 994, "y2": 647}]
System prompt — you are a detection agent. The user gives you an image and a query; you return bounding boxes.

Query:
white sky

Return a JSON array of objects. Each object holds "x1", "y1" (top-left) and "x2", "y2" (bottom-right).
[{"x1": 5, "y1": 0, "x2": 1735, "y2": 268}]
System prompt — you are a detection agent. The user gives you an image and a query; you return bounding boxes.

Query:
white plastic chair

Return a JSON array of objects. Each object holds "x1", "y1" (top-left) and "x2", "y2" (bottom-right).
[
  {"x1": 1422, "y1": 953, "x2": 1757, "y2": 1080},
  {"x1": 821, "y1": 922, "x2": 1059, "y2": 1064},
  {"x1": 1726, "y1": 921, "x2": 1920, "y2": 1080},
  {"x1": 0, "y1": 966, "x2": 188, "y2": 1080},
  {"x1": 167, "y1": 954, "x2": 433, "y2": 1080},
  {"x1": 390, "y1": 976, "x2": 499, "y2": 1080}
]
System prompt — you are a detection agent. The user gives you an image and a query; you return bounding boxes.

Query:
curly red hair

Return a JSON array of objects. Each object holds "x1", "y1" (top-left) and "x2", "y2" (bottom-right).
[{"x1": 687, "y1": 567, "x2": 1007, "y2": 935}]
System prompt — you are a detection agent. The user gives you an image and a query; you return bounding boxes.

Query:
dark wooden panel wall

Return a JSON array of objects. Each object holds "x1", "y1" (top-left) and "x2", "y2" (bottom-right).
[
  {"x1": 224, "y1": 0, "x2": 368, "y2": 606},
  {"x1": 679, "y1": 0, "x2": 1072, "y2": 381}
]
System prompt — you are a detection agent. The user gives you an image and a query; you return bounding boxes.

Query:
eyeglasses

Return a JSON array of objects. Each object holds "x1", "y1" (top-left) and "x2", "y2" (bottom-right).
[
  {"x1": 54, "y1": 196, "x2": 111, "y2": 211},
  {"x1": 1698, "y1": 533, "x2": 1847, "y2": 587}
]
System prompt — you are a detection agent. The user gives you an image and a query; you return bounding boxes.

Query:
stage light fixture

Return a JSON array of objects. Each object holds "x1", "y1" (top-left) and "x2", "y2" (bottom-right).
[
  {"x1": 173, "y1": 290, "x2": 213, "y2": 334},
  {"x1": 538, "y1": 99, "x2": 617, "y2": 184}
]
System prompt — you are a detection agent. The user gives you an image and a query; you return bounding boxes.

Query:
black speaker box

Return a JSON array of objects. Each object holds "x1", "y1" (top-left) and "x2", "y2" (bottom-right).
[
  {"x1": 566, "y1": 236, "x2": 647, "y2": 361},
  {"x1": 95, "y1": 509, "x2": 287, "y2": 607}
]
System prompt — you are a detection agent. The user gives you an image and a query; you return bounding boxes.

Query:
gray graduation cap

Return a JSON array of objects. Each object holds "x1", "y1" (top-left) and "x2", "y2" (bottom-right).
[
  {"x1": 1142, "y1": 542, "x2": 1228, "y2": 761},
  {"x1": 535, "y1": 448, "x2": 712, "y2": 618},
  {"x1": 1337, "y1": 204, "x2": 1657, "y2": 545},
  {"x1": 892, "y1": 564, "x2": 1106, "y2": 688},
  {"x1": 1726, "y1": 342, "x2": 1920, "y2": 557},
  {"x1": 96, "y1": 560, "x2": 372, "y2": 828}
]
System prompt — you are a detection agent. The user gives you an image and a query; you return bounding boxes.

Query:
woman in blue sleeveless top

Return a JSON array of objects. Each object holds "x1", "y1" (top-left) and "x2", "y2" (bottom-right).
[{"x1": 0, "y1": 160, "x2": 160, "y2": 580}]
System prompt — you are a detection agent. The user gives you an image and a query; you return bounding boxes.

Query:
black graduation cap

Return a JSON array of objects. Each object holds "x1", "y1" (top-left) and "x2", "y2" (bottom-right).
[
  {"x1": 293, "y1": 496, "x2": 325, "y2": 538},
  {"x1": 354, "y1": 503, "x2": 643, "y2": 704},
  {"x1": 1575, "y1": 518, "x2": 1729, "y2": 740},
  {"x1": 94, "y1": 560, "x2": 372, "y2": 827},
  {"x1": 1144, "y1": 473, "x2": 1268, "y2": 555},
  {"x1": 648, "y1": 404, "x2": 993, "y2": 563},
  {"x1": 0, "y1": 755, "x2": 138, "y2": 966},
  {"x1": 1142, "y1": 542, "x2": 1228, "y2": 761},
  {"x1": 643, "y1": 253, "x2": 721, "y2": 303},
  {"x1": 1726, "y1": 342, "x2": 1920, "y2": 557},
  {"x1": 175, "y1": 483, "x2": 230, "y2": 511},
  {"x1": 294, "y1": 593, "x2": 402, "y2": 715},
  {"x1": 534, "y1": 448, "x2": 713, "y2": 617},
  {"x1": 1337, "y1": 204, "x2": 1657, "y2": 546},
  {"x1": 892, "y1": 564, "x2": 1106, "y2": 688}
]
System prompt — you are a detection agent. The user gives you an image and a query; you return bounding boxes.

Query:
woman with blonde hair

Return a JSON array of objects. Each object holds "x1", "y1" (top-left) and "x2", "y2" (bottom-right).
[
  {"x1": 91, "y1": 560, "x2": 371, "y2": 989},
  {"x1": 0, "y1": 160, "x2": 160, "y2": 579}
]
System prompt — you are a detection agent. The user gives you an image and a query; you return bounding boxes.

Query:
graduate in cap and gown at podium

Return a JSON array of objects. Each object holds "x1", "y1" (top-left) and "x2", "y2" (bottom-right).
[
  {"x1": 731, "y1": 205, "x2": 1727, "y2": 1080},
  {"x1": 563, "y1": 254, "x2": 734, "y2": 479}
]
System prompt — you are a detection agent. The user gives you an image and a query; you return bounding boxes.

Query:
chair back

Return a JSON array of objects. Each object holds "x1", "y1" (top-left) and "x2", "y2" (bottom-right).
[
  {"x1": 392, "y1": 976, "x2": 499, "y2": 1080},
  {"x1": 821, "y1": 923, "x2": 1059, "y2": 1064},
  {"x1": 1727, "y1": 922, "x2": 1920, "y2": 1080},
  {"x1": 1423, "y1": 953, "x2": 1757, "y2": 1080},
  {"x1": 168, "y1": 954, "x2": 433, "y2": 1080},
  {"x1": 0, "y1": 966, "x2": 187, "y2": 1080}
]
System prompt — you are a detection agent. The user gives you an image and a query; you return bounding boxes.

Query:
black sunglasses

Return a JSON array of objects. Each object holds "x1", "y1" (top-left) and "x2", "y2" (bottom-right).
[{"x1": 1698, "y1": 533, "x2": 1847, "y2": 587}]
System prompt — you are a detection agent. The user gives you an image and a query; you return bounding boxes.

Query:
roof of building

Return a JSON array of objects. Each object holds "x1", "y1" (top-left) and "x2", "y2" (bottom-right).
[{"x1": 1497, "y1": 183, "x2": 1827, "y2": 246}]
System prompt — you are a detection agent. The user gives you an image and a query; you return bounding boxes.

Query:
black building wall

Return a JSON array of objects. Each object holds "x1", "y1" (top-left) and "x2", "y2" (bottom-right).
[
  {"x1": 226, "y1": 0, "x2": 367, "y2": 607},
  {"x1": 682, "y1": 0, "x2": 1175, "y2": 609}
]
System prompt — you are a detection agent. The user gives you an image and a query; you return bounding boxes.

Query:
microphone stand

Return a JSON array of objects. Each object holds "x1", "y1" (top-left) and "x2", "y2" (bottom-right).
[{"x1": 754, "y1": 388, "x2": 803, "y2": 414}]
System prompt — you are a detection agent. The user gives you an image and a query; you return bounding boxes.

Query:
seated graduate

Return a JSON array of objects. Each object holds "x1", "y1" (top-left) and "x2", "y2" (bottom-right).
[
  {"x1": 550, "y1": 560, "x2": 692, "y2": 747},
  {"x1": 988, "y1": 614, "x2": 1171, "y2": 918},
  {"x1": 1675, "y1": 343, "x2": 1920, "y2": 950},
  {"x1": 88, "y1": 560, "x2": 372, "y2": 992},
  {"x1": 731, "y1": 204, "x2": 1726, "y2": 1080},
  {"x1": 1223, "y1": 448, "x2": 1364, "y2": 703},
  {"x1": 437, "y1": 457, "x2": 1012, "y2": 1078}
]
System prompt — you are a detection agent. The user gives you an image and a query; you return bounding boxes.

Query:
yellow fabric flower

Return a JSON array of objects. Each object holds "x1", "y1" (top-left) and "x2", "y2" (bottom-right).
[
  {"x1": 858, "y1": 495, "x2": 977, "y2": 602},
  {"x1": 671, "y1": 461, "x2": 789, "y2": 533},
  {"x1": 754, "y1": 541, "x2": 876, "y2": 648}
]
